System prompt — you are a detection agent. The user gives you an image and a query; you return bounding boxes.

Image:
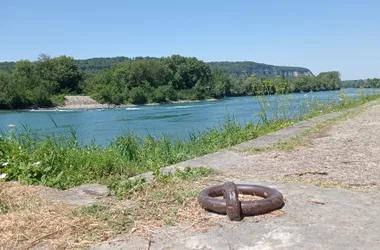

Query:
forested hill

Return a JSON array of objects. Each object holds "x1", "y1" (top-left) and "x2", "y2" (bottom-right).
[
  {"x1": 0, "y1": 56, "x2": 314, "y2": 77},
  {"x1": 207, "y1": 61, "x2": 313, "y2": 78},
  {"x1": 0, "y1": 54, "x2": 341, "y2": 109}
]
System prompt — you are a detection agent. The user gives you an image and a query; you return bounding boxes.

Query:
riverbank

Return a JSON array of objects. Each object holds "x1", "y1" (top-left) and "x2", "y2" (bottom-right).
[
  {"x1": 91, "y1": 93, "x2": 380, "y2": 250},
  {"x1": 1, "y1": 91, "x2": 380, "y2": 194},
  {"x1": 0, "y1": 96, "x2": 219, "y2": 110},
  {"x1": 57, "y1": 96, "x2": 218, "y2": 109},
  {"x1": 2, "y1": 95, "x2": 380, "y2": 249},
  {"x1": 120, "y1": 94, "x2": 380, "y2": 250}
]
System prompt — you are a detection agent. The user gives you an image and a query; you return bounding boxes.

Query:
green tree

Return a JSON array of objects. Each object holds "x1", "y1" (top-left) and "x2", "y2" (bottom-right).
[
  {"x1": 211, "y1": 70, "x2": 231, "y2": 98},
  {"x1": 0, "y1": 71, "x2": 13, "y2": 108},
  {"x1": 164, "y1": 55, "x2": 212, "y2": 90},
  {"x1": 128, "y1": 87, "x2": 148, "y2": 104},
  {"x1": 51, "y1": 56, "x2": 84, "y2": 92}
]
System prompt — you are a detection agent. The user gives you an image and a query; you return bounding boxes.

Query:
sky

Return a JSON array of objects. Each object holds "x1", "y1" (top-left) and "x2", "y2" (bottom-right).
[{"x1": 1, "y1": 0, "x2": 379, "y2": 80}]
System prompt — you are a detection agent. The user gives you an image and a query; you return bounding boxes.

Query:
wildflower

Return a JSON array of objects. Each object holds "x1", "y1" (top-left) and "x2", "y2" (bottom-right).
[
  {"x1": 1, "y1": 162, "x2": 8, "y2": 166},
  {"x1": 0, "y1": 173, "x2": 6, "y2": 179},
  {"x1": 32, "y1": 161, "x2": 41, "y2": 166}
]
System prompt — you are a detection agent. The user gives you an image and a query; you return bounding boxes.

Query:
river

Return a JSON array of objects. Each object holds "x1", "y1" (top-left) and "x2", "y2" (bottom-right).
[{"x1": 0, "y1": 88, "x2": 377, "y2": 145}]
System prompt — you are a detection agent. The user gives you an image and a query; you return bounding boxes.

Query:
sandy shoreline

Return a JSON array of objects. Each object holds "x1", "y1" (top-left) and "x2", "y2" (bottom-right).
[
  {"x1": 56, "y1": 103, "x2": 136, "y2": 110},
  {"x1": 0, "y1": 97, "x2": 220, "y2": 111},
  {"x1": 55, "y1": 97, "x2": 219, "y2": 110},
  {"x1": 0, "y1": 96, "x2": 220, "y2": 111}
]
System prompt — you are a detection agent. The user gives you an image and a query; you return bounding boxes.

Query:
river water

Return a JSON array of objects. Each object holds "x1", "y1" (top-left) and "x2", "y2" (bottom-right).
[{"x1": 0, "y1": 88, "x2": 377, "y2": 145}]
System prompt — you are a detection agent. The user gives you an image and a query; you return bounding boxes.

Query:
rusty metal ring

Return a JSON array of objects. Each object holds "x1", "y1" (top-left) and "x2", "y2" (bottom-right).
[
  {"x1": 223, "y1": 182, "x2": 242, "y2": 221},
  {"x1": 198, "y1": 182, "x2": 284, "y2": 220}
]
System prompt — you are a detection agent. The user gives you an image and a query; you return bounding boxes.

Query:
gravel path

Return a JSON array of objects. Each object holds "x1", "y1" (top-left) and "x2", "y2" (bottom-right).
[{"x1": 227, "y1": 101, "x2": 380, "y2": 189}]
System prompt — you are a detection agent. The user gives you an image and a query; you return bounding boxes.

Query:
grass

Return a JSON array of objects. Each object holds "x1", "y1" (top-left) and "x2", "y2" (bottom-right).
[
  {"x1": 0, "y1": 167, "x2": 218, "y2": 249},
  {"x1": 0, "y1": 166, "x2": 286, "y2": 249},
  {"x1": 0, "y1": 181, "x2": 101, "y2": 250},
  {"x1": 0, "y1": 89, "x2": 380, "y2": 197},
  {"x1": 0, "y1": 199, "x2": 8, "y2": 214},
  {"x1": 246, "y1": 99, "x2": 374, "y2": 153},
  {"x1": 254, "y1": 137, "x2": 312, "y2": 152},
  {"x1": 271, "y1": 174, "x2": 374, "y2": 192}
]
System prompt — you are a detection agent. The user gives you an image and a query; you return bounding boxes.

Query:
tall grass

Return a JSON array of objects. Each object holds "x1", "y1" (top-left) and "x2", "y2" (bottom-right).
[{"x1": 1, "y1": 89, "x2": 379, "y2": 195}]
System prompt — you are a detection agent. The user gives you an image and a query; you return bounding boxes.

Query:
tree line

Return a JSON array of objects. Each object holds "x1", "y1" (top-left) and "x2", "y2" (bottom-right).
[
  {"x1": 0, "y1": 54, "x2": 342, "y2": 109},
  {"x1": 0, "y1": 54, "x2": 83, "y2": 109},
  {"x1": 342, "y1": 78, "x2": 380, "y2": 88},
  {"x1": 1, "y1": 56, "x2": 313, "y2": 77}
]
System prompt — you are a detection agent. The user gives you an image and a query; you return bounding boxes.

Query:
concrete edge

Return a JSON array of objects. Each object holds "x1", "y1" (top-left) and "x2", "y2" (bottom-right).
[{"x1": 129, "y1": 108, "x2": 358, "y2": 183}]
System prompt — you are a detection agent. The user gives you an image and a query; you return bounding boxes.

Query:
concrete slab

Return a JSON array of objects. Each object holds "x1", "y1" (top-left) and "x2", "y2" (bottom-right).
[
  {"x1": 42, "y1": 184, "x2": 111, "y2": 206},
  {"x1": 130, "y1": 111, "x2": 344, "y2": 182},
  {"x1": 91, "y1": 181, "x2": 380, "y2": 250}
]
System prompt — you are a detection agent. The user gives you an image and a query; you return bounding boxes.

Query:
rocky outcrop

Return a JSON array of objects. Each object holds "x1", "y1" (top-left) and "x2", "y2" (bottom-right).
[
  {"x1": 63, "y1": 96, "x2": 99, "y2": 106},
  {"x1": 284, "y1": 71, "x2": 314, "y2": 78},
  {"x1": 207, "y1": 61, "x2": 314, "y2": 78},
  {"x1": 60, "y1": 96, "x2": 115, "y2": 109}
]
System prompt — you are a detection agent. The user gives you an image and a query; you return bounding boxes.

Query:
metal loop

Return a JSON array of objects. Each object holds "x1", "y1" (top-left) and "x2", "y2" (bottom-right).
[
  {"x1": 198, "y1": 182, "x2": 284, "y2": 220},
  {"x1": 223, "y1": 182, "x2": 242, "y2": 221}
]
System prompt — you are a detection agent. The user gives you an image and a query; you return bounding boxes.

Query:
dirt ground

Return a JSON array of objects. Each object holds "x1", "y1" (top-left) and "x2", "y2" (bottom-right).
[{"x1": 227, "y1": 103, "x2": 380, "y2": 189}]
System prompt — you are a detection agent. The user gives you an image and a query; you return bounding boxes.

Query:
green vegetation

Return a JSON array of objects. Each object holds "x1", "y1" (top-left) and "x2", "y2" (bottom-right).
[
  {"x1": 153, "y1": 166, "x2": 214, "y2": 183},
  {"x1": 0, "y1": 170, "x2": 215, "y2": 249},
  {"x1": 0, "y1": 54, "x2": 341, "y2": 108},
  {"x1": 85, "y1": 55, "x2": 217, "y2": 104},
  {"x1": 1, "y1": 85, "x2": 379, "y2": 197},
  {"x1": 1, "y1": 56, "x2": 313, "y2": 77},
  {"x1": 0, "y1": 115, "x2": 268, "y2": 192},
  {"x1": 342, "y1": 78, "x2": 380, "y2": 88},
  {"x1": 76, "y1": 203, "x2": 134, "y2": 233},
  {"x1": 229, "y1": 71, "x2": 341, "y2": 97},
  {"x1": 246, "y1": 105, "x2": 366, "y2": 153},
  {"x1": 0, "y1": 200, "x2": 8, "y2": 214},
  {"x1": 0, "y1": 54, "x2": 83, "y2": 109},
  {"x1": 0, "y1": 61, "x2": 15, "y2": 72}
]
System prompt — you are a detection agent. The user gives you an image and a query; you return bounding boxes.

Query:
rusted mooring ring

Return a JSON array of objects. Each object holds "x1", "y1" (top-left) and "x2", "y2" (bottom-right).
[{"x1": 198, "y1": 182, "x2": 284, "y2": 221}]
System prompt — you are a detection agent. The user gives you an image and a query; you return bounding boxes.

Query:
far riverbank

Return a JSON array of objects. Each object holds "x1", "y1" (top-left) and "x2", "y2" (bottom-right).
[{"x1": 57, "y1": 96, "x2": 218, "y2": 110}]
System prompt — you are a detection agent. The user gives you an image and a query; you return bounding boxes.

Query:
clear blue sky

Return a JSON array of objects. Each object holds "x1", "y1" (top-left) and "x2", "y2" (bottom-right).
[{"x1": 2, "y1": 0, "x2": 379, "y2": 80}]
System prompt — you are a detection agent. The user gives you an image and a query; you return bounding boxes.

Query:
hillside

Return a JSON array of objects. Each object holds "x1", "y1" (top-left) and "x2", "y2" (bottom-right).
[
  {"x1": 0, "y1": 56, "x2": 314, "y2": 78},
  {"x1": 0, "y1": 54, "x2": 340, "y2": 109},
  {"x1": 207, "y1": 61, "x2": 313, "y2": 78}
]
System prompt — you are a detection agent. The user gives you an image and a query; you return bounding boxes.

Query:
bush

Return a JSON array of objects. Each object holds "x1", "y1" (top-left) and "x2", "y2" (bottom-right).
[
  {"x1": 50, "y1": 94, "x2": 66, "y2": 106},
  {"x1": 128, "y1": 87, "x2": 148, "y2": 104}
]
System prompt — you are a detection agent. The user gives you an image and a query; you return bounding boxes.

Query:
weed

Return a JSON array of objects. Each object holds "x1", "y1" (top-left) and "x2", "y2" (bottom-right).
[
  {"x1": 153, "y1": 166, "x2": 214, "y2": 183},
  {"x1": 77, "y1": 204, "x2": 135, "y2": 233},
  {"x1": 78, "y1": 204, "x2": 107, "y2": 214},
  {"x1": 246, "y1": 99, "x2": 374, "y2": 153},
  {"x1": 0, "y1": 199, "x2": 8, "y2": 214}
]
